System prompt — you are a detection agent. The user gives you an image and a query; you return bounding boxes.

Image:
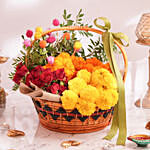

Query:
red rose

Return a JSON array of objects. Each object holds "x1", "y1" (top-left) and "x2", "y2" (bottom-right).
[
  {"x1": 13, "y1": 74, "x2": 22, "y2": 84},
  {"x1": 31, "y1": 66, "x2": 43, "y2": 78},
  {"x1": 50, "y1": 83, "x2": 60, "y2": 94},
  {"x1": 26, "y1": 30, "x2": 33, "y2": 38},
  {"x1": 40, "y1": 69, "x2": 53, "y2": 84},
  {"x1": 32, "y1": 78, "x2": 44, "y2": 88},
  {"x1": 55, "y1": 68, "x2": 65, "y2": 80},
  {"x1": 16, "y1": 62, "x2": 23, "y2": 71},
  {"x1": 13, "y1": 64, "x2": 28, "y2": 85},
  {"x1": 46, "y1": 86, "x2": 51, "y2": 93},
  {"x1": 59, "y1": 85, "x2": 67, "y2": 95},
  {"x1": 25, "y1": 74, "x2": 33, "y2": 86},
  {"x1": 16, "y1": 65, "x2": 28, "y2": 77}
]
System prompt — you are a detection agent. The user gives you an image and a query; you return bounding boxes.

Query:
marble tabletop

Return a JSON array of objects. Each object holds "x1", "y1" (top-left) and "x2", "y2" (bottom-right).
[
  {"x1": 1, "y1": 59, "x2": 150, "y2": 150},
  {"x1": 0, "y1": 90, "x2": 149, "y2": 150}
]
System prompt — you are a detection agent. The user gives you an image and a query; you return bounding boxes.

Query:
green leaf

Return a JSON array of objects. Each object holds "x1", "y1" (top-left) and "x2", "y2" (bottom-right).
[
  {"x1": 63, "y1": 14, "x2": 66, "y2": 20},
  {"x1": 79, "y1": 9, "x2": 82, "y2": 14},
  {"x1": 87, "y1": 48, "x2": 92, "y2": 52},
  {"x1": 88, "y1": 45, "x2": 93, "y2": 49},
  {"x1": 78, "y1": 18, "x2": 82, "y2": 21},
  {"x1": 90, "y1": 39, "x2": 95, "y2": 46},
  {"x1": 12, "y1": 84, "x2": 19, "y2": 91},
  {"x1": 64, "y1": 9, "x2": 66, "y2": 15},
  {"x1": 67, "y1": 20, "x2": 74, "y2": 26},
  {"x1": 67, "y1": 14, "x2": 71, "y2": 19},
  {"x1": 87, "y1": 32, "x2": 93, "y2": 36},
  {"x1": 88, "y1": 25, "x2": 93, "y2": 28},
  {"x1": 21, "y1": 35, "x2": 25, "y2": 40},
  {"x1": 79, "y1": 14, "x2": 84, "y2": 17}
]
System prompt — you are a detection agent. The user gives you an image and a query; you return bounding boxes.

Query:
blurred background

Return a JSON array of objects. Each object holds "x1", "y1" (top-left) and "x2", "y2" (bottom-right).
[{"x1": 0, "y1": 0, "x2": 150, "y2": 101}]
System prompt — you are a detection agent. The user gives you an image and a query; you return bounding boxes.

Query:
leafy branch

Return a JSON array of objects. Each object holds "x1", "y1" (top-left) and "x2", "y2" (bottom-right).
[{"x1": 86, "y1": 37, "x2": 121, "y2": 63}]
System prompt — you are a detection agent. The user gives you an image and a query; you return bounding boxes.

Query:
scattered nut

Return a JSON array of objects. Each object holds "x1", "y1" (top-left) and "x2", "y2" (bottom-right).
[
  {"x1": 145, "y1": 121, "x2": 150, "y2": 130},
  {"x1": 7, "y1": 129, "x2": 25, "y2": 137},
  {"x1": 0, "y1": 56, "x2": 9, "y2": 64},
  {"x1": 61, "y1": 140, "x2": 81, "y2": 148}
]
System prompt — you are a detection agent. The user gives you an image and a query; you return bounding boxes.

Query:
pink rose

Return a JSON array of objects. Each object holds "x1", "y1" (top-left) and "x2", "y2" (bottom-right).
[
  {"x1": 24, "y1": 39, "x2": 31, "y2": 47},
  {"x1": 47, "y1": 56, "x2": 54, "y2": 64},
  {"x1": 46, "y1": 36, "x2": 56, "y2": 43}
]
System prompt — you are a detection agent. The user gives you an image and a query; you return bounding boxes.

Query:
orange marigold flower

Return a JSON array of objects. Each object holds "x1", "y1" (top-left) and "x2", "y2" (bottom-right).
[
  {"x1": 71, "y1": 55, "x2": 86, "y2": 71},
  {"x1": 103, "y1": 63, "x2": 112, "y2": 72},
  {"x1": 43, "y1": 63, "x2": 53, "y2": 70},
  {"x1": 82, "y1": 63, "x2": 94, "y2": 73},
  {"x1": 86, "y1": 57, "x2": 103, "y2": 67}
]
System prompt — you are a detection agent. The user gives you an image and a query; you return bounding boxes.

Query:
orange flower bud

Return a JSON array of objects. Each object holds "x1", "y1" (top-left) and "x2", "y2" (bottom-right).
[
  {"x1": 63, "y1": 32, "x2": 70, "y2": 40},
  {"x1": 39, "y1": 40, "x2": 47, "y2": 48}
]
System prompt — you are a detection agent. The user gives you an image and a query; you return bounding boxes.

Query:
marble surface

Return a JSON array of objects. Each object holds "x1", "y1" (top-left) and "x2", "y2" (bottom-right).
[{"x1": 0, "y1": 90, "x2": 149, "y2": 150}]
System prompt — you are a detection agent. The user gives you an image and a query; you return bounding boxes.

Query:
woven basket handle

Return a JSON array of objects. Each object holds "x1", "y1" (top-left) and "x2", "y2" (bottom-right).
[{"x1": 31, "y1": 26, "x2": 128, "y2": 82}]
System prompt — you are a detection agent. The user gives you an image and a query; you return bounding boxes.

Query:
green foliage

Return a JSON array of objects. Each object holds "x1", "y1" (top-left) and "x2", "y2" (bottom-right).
[
  {"x1": 86, "y1": 37, "x2": 120, "y2": 63},
  {"x1": 12, "y1": 84, "x2": 19, "y2": 91}
]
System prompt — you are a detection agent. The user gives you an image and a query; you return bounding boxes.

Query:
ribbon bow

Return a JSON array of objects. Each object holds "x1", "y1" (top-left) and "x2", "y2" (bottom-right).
[{"x1": 94, "y1": 17, "x2": 129, "y2": 145}]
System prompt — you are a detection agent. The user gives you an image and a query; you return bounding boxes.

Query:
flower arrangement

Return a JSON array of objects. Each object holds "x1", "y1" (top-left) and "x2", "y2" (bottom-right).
[{"x1": 9, "y1": 9, "x2": 119, "y2": 116}]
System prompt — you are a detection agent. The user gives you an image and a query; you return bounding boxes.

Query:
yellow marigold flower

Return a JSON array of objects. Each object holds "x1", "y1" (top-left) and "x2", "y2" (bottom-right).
[
  {"x1": 68, "y1": 77, "x2": 87, "y2": 95},
  {"x1": 58, "y1": 52, "x2": 71, "y2": 58},
  {"x1": 90, "y1": 68, "x2": 117, "y2": 89},
  {"x1": 79, "y1": 85, "x2": 99, "y2": 103},
  {"x1": 34, "y1": 32, "x2": 42, "y2": 40},
  {"x1": 61, "y1": 90, "x2": 78, "y2": 110},
  {"x1": 77, "y1": 69, "x2": 91, "y2": 84},
  {"x1": 73, "y1": 41, "x2": 82, "y2": 50},
  {"x1": 76, "y1": 98, "x2": 96, "y2": 116},
  {"x1": 35, "y1": 26, "x2": 43, "y2": 33},
  {"x1": 53, "y1": 52, "x2": 75, "y2": 80},
  {"x1": 96, "y1": 87, "x2": 118, "y2": 110}
]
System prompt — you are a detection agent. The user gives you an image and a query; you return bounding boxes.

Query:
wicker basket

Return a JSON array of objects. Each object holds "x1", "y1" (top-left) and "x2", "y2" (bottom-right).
[
  {"x1": 29, "y1": 26, "x2": 128, "y2": 133},
  {"x1": 32, "y1": 97, "x2": 114, "y2": 133}
]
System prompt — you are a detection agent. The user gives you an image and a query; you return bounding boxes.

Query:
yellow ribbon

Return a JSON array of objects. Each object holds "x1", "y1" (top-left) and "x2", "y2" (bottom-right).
[{"x1": 94, "y1": 17, "x2": 129, "y2": 145}]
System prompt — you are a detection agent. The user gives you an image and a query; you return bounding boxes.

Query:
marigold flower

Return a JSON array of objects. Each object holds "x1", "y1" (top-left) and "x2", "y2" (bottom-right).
[
  {"x1": 61, "y1": 90, "x2": 78, "y2": 110},
  {"x1": 83, "y1": 63, "x2": 94, "y2": 72},
  {"x1": 79, "y1": 85, "x2": 99, "y2": 103},
  {"x1": 96, "y1": 87, "x2": 118, "y2": 110},
  {"x1": 90, "y1": 68, "x2": 117, "y2": 89},
  {"x1": 71, "y1": 55, "x2": 86, "y2": 71},
  {"x1": 63, "y1": 32, "x2": 70, "y2": 40},
  {"x1": 43, "y1": 63, "x2": 53, "y2": 70},
  {"x1": 35, "y1": 27, "x2": 43, "y2": 33},
  {"x1": 76, "y1": 98, "x2": 96, "y2": 116},
  {"x1": 68, "y1": 77, "x2": 87, "y2": 95},
  {"x1": 34, "y1": 32, "x2": 42, "y2": 40},
  {"x1": 86, "y1": 57, "x2": 103, "y2": 67},
  {"x1": 39, "y1": 40, "x2": 47, "y2": 48},
  {"x1": 77, "y1": 69, "x2": 91, "y2": 84},
  {"x1": 53, "y1": 52, "x2": 75, "y2": 80}
]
